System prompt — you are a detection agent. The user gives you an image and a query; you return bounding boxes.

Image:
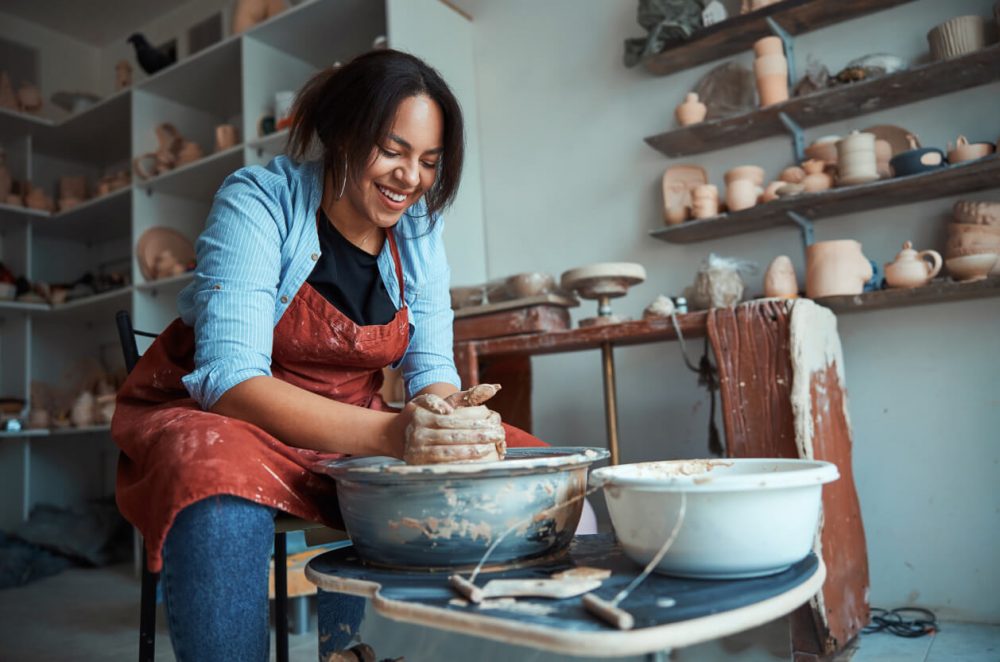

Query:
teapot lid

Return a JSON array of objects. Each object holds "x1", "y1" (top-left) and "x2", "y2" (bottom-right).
[{"x1": 896, "y1": 240, "x2": 917, "y2": 258}]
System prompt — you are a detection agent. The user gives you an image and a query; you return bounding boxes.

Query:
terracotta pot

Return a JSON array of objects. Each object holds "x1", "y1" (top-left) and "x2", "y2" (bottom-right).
[
  {"x1": 801, "y1": 159, "x2": 833, "y2": 192},
  {"x1": 675, "y1": 92, "x2": 707, "y2": 126},
  {"x1": 753, "y1": 37, "x2": 788, "y2": 107},
  {"x1": 753, "y1": 36, "x2": 784, "y2": 57},
  {"x1": 755, "y1": 71, "x2": 788, "y2": 107},
  {"x1": 726, "y1": 179, "x2": 759, "y2": 212},
  {"x1": 806, "y1": 239, "x2": 873, "y2": 298},
  {"x1": 875, "y1": 139, "x2": 893, "y2": 178},
  {"x1": 928, "y1": 15, "x2": 987, "y2": 60},
  {"x1": 692, "y1": 184, "x2": 719, "y2": 219},
  {"x1": 947, "y1": 135, "x2": 994, "y2": 164},
  {"x1": 953, "y1": 200, "x2": 1000, "y2": 225},
  {"x1": 804, "y1": 135, "x2": 840, "y2": 166},
  {"x1": 215, "y1": 124, "x2": 239, "y2": 151},
  {"x1": 176, "y1": 141, "x2": 203, "y2": 166},
  {"x1": 760, "y1": 180, "x2": 785, "y2": 203},
  {"x1": 764, "y1": 255, "x2": 799, "y2": 298},
  {"x1": 884, "y1": 241, "x2": 942, "y2": 288},
  {"x1": 16, "y1": 82, "x2": 42, "y2": 113},
  {"x1": 724, "y1": 165, "x2": 765, "y2": 187},
  {"x1": 779, "y1": 166, "x2": 805, "y2": 184}
]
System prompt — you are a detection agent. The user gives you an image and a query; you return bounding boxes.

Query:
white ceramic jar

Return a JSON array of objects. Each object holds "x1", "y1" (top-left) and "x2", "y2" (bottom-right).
[{"x1": 836, "y1": 131, "x2": 878, "y2": 186}]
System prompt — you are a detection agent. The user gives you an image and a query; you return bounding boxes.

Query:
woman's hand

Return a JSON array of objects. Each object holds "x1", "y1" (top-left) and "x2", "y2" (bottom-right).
[{"x1": 402, "y1": 387, "x2": 506, "y2": 464}]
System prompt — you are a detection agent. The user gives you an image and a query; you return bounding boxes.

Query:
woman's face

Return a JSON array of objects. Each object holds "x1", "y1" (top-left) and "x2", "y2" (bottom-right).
[{"x1": 347, "y1": 94, "x2": 444, "y2": 229}]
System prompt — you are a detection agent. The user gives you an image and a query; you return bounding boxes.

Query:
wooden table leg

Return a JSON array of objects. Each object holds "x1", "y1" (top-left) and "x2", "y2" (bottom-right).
[{"x1": 454, "y1": 342, "x2": 533, "y2": 433}]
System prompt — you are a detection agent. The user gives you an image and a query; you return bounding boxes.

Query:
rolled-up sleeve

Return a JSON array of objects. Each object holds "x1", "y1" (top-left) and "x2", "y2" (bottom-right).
[
  {"x1": 180, "y1": 170, "x2": 285, "y2": 409},
  {"x1": 400, "y1": 217, "x2": 461, "y2": 398}
]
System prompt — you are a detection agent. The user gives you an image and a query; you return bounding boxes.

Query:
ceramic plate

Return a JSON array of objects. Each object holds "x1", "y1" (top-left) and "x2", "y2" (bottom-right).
[
  {"x1": 863, "y1": 125, "x2": 913, "y2": 156},
  {"x1": 136, "y1": 227, "x2": 195, "y2": 281}
]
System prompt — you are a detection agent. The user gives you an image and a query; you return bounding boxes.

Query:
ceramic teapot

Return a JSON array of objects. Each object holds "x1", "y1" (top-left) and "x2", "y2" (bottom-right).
[
  {"x1": 884, "y1": 241, "x2": 942, "y2": 288},
  {"x1": 806, "y1": 239, "x2": 873, "y2": 298}
]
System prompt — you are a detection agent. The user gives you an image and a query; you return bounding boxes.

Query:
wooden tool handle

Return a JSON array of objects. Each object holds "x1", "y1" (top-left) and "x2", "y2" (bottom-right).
[{"x1": 582, "y1": 593, "x2": 634, "y2": 630}]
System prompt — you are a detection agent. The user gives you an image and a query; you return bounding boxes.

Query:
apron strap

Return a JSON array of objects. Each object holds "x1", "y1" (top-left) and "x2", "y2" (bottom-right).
[{"x1": 385, "y1": 228, "x2": 406, "y2": 305}]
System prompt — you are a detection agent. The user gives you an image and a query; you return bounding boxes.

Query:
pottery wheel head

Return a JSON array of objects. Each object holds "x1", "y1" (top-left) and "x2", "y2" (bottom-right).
[{"x1": 560, "y1": 263, "x2": 646, "y2": 300}]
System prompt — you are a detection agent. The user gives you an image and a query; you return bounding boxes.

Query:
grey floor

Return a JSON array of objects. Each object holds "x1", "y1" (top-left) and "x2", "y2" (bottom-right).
[{"x1": 0, "y1": 564, "x2": 996, "y2": 661}]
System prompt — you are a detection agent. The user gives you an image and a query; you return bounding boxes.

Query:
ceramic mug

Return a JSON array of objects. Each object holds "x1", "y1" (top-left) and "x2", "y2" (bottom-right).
[{"x1": 727, "y1": 179, "x2": 759, "y2": 212}]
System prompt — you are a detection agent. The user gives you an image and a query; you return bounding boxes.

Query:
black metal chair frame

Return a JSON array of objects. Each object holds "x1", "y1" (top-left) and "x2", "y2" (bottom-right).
[{"x1": 115, "y1": 310, "x2": 293, "y2": 662}]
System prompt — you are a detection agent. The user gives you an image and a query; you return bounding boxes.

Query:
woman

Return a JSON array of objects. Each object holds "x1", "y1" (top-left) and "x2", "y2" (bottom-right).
[{"x1": 112, "y1": 50, "x2": 546, "y2": 660}]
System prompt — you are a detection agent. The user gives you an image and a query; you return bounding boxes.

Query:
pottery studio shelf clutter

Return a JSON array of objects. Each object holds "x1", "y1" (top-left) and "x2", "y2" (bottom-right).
[
  {"x1": 640, "y1": 0, "x2": 912, "y2": 76},
  {"x1": 645, "y1": 44, "x2": 1000, "y2": 158}
]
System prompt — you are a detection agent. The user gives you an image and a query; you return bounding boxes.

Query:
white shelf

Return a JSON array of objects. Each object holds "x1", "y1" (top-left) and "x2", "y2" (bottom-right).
[
  {"x1": 0, "y1": 299, "x2": 48, "y2": 313},
  {"x1": 43, "y1": 286, "x2": 133, "y2": 319},
  {"x1": 32, "y1": 187, "x2": 132, "y2": 242},
  {"x1": 0, "y1": 202, "x2": 51, "y2": 220},
  {"x1": 249, "y1": 0, "x2": 386, "y2": 67},
  {"x1": 33, "y1": 90, "x2": 132, "y2": 165},
  {"x1": 138, "y1": 37, "x2": 242, "y2": 120},
  {"x1": 138, "y1": 144, "x2": 244, "y2": 199},
  {"x1": 0, "y1": 428, "x2": 48, "y2": 439},
  {"x1": 135, "y1": 271, "x2": 194, "y2": 292},
  {"x1": 248, "y1": 128, "x2": 290, "y2": 154},
  {"x1": 0, "y1": 106, "x2": 55, "y2": 143}
]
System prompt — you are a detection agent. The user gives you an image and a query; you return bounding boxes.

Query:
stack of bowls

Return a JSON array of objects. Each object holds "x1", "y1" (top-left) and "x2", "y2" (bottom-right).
[{"x1": 945, "y1": 200, "x2": 1000, "y2": 280}]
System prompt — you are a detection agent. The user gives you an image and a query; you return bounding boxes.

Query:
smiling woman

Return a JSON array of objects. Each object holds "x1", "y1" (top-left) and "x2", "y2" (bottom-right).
[{"x1": 110, "y1": 49, "x2": 549, "y2": 661}]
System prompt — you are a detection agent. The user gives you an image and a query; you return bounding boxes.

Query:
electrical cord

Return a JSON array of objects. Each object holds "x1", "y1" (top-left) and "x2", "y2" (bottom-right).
[{"x1": 862, "y1": 607, "x2": 938, "y2": 638}]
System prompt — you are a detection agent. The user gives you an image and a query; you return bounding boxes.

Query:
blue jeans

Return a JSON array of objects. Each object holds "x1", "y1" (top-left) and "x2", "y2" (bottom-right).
[{"x1": 162, "y1": 495, "x2": 364, "y2": 661}]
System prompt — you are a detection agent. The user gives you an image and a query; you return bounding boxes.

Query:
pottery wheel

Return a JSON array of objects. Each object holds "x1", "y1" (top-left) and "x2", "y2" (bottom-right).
[{"x1": 560, "y1": 263, "x2": 646, "y2": 300}]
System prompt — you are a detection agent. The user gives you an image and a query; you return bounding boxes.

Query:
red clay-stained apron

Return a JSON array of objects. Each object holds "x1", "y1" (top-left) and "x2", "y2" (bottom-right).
[{"x1": 113, "y1": 224, "x2": 545, "y2": 572}]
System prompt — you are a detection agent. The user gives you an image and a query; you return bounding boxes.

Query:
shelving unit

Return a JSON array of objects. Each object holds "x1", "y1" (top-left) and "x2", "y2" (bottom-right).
[
  {"x1": 650, "y1": 155, "x2": 1000, "y2": 243},
  {"x1": 0, "y1": 0, "x2": 483, "y2": 529},
  {"x1": 645, "y1": 44, "x2": 1000, "y2": 158},
  {"x1": 814, "y1": 276, "x2": 1000, "y2": 313},
  {"x1": 641, "y1": 0, "x2": 911, "y2": 76}
]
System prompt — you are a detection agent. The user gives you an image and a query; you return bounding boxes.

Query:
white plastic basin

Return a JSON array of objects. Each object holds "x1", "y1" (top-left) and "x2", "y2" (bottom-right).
[{"x1": 590, "y1": 458, "x2": 839, "y2": 579}]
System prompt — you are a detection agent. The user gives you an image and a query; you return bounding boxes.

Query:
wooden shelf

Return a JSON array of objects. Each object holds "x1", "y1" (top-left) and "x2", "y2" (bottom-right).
[
  {"x1": 651, "y1": 155, "x2": 1000, "y2": 244},
  {"x1": 468, "y1": 312, "x2": 709, "y2": 359},
  {"x1": 645, "y1": 44, "x2": 1000, "y2": 158},
  {"x1": 641, "y1": 0, "x2": 911, "y2": 76},
  {"x1": 815, "y1": 276, "x2": 1000, "y2": 314}
]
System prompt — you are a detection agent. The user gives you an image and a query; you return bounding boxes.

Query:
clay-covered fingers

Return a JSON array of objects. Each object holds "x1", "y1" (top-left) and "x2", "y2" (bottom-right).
[
  {"x1": 408, "y1": 392, "x2": 454, "y2": 415},
  {"x1": 404, "y1": 442, "x2": 500, "y2": 465},
  {"x1": 444, "y1": 383, "x2": 501, "y2": 408},
  {"x1": 408, "y1": 424, "x2": 506, "y2": 445}
]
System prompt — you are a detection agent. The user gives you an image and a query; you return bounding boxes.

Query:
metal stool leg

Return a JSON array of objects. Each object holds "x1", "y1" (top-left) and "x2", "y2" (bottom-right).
[
  {"x1": 139, "y1": 547, "x2": 158, "y2": 662},
  {"x1": 290, "y1": 596, "x2": 310, "y2": 635},
  {"x1": 274, "y1": 531, "x2": 289, "y2": 662}
]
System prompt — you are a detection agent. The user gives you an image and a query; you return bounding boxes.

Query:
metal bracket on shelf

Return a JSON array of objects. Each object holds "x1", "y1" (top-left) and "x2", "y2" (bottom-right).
[
  {"x1": 786, "y1": 211, "x2": 814, "y2": 248},
  {"x1": 766, "y1": 16, "x2": 796, "y2": 90},
  {"x1": 778, "y1": 112, "x2": 805, "y2": 164}
]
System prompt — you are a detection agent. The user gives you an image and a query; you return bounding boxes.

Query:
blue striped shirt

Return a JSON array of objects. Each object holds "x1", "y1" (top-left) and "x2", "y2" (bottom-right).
[{"x1": 178, "y1": 155, "x2": 460, "y2": 409}]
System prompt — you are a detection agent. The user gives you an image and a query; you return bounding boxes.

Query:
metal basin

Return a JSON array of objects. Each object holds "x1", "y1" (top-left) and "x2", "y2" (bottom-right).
[{"x1": 318, "y1": 447, "x2": 608, "y2": 570}]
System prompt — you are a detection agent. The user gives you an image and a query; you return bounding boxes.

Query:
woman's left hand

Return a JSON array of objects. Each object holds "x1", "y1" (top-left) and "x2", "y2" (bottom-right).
[{"x1": 402, "y1": 388, "x2": 505, "y2": 464}]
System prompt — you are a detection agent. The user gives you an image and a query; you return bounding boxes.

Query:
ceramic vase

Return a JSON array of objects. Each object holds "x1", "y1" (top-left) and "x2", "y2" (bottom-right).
[
  {"x1": 836, "y1": 131, "x2": 878, "y2": 186},
  {"x1": 801, "y1": 159, "x2": 833, "y2": 192},
  {"x1": 753, "y1": 36, "x2": 788, "y2": 107},
  {"x1": 764, "y1": 255, "x2": 799, "y2": 298},
  {"x1": 692, "y1": 184, "x2": 719, "y2": 219},
  {"x1": 726, "y1": 179, "x2": 759, "y2": 212},
  {"x1": 675, "y1": 92, "x2": 707, "y2": 126},
  {"x1": 927, "y1": 15, "x2": 987, "y2": 60},
  {"x1": 806, "y1": 239, "x2": 873, "y2": 298}
]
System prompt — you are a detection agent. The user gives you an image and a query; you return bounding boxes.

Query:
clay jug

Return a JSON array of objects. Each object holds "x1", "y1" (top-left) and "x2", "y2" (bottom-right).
[
  {"x1": 764, "y1": 255, "x2": 799, "y2": 298},
  {"x1": 806, "y1": 239, "x2": 873, "y2": 298},
  {"x1": 884, "y1": 241, "x2": 942, "y2": 288},
  {"x1": 675, "y1": 92, "x2": 707, "y2": 126},
  {"x1": 753, "y1": 36, "x2": 788, "y2": 106},
  {"x1": 801, "y1": 159, "x2": 833, "y2": 192}
]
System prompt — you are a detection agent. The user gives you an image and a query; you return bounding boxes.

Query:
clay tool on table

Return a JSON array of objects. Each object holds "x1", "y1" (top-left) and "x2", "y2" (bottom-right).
[{"x1": 582, "y1": 492, "x2": 687, "y2": 631}]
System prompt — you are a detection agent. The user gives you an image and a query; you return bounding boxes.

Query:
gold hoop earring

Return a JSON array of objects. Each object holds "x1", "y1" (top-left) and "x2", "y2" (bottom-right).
[{"x1": 337, "y1": 161, "x2": 347, "y2": 199}]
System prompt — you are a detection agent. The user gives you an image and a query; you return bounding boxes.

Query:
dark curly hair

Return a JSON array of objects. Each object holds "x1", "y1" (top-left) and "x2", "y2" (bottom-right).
[{"x1": 288, "y1": 49, "x2": 465, "y2": 218}]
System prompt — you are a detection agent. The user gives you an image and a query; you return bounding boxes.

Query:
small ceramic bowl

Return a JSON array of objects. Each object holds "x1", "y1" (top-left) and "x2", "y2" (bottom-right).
[
  {"x1": 890, "y1": 148, "x2": 947, "y2": 177},
  {"x1": 946, "y1": 253, "x2": 998, "y2": 281},
  {"x1": 505, "y1": 272, "x2": 556, "y2": 299},
  {"x1": 947, "y1": 140, "x2": 995, "y2": 164}
]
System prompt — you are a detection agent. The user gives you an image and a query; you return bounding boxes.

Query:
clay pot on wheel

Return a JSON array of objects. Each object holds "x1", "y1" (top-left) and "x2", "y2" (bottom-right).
[{"x1": 805, "y1": 239, "x2": 873, "y2": 298}]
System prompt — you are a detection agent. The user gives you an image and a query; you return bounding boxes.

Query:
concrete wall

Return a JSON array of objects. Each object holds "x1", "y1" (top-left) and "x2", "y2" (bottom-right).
[{"x1": 461, "y1": 0, "x2": 1000, "y2": 623}]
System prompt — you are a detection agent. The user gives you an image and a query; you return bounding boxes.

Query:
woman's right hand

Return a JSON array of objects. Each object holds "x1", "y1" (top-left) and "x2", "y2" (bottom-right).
[{"x1": 400, "y1": 392, "x2": 506, "y2": 464}]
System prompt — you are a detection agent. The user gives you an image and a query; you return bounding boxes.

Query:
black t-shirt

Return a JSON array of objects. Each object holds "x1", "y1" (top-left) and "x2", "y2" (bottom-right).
[{"x1": 307, "y1": 211, "x2": 397, "y2": 326}]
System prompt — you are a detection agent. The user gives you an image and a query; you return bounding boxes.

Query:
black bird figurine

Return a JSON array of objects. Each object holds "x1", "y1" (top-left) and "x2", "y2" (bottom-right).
[{"x1": 127, "y1": 33, "x2": 176, "y2": 75}]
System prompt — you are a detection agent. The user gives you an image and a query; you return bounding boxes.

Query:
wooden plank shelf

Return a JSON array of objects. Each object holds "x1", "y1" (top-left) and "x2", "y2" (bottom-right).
[
  {"x1": 646, "y1": 44, "x2": 1000, "y2": 158},
  {"x1": 642, "y1": 0, "x2": 910, "y2": 77},
  {"x1": 650, "y1": 154, "x2": 1000, "y2": 244},
  {"x1": 814, "y1": 276, "x2": 1000, "y2": 314},
  {"x1": 468, "y1": 312, "x2": 709, "y2": 359}
]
